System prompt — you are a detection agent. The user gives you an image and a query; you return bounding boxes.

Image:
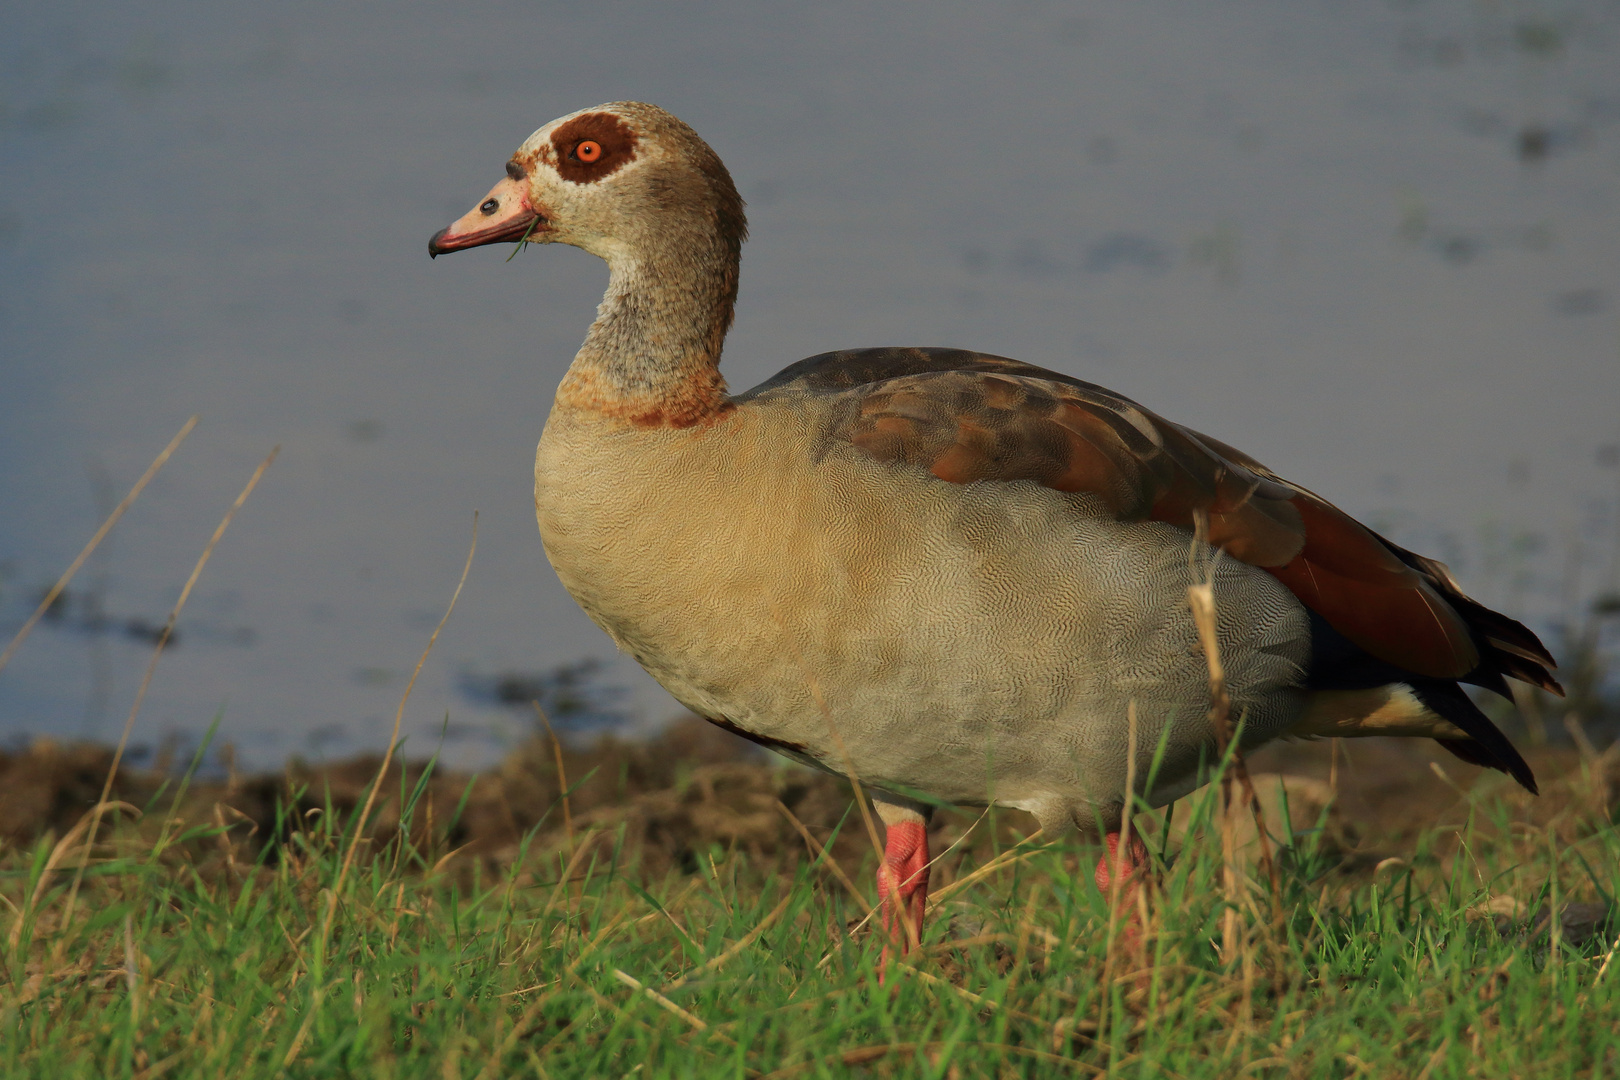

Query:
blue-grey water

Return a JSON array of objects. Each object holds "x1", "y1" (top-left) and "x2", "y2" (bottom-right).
[{"x1": 2, "y1": 1, "x2": 1617, "y2": 768}]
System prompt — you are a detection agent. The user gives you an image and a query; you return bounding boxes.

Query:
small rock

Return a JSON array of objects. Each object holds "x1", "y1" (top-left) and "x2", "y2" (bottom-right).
[{"x1": 1527, "y1": 902, "x2": 1616, "y2": 949}]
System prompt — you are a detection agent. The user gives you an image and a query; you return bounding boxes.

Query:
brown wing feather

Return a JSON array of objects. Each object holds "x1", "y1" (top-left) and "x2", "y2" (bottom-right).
[
  {"x1": 1205, "y1": 432, "x2": 1560, "y2": 693},
  {"x1": 1264, "y1": 495, "x2": 1478, "y2": 678},
  {"x1": 747, "y1": 347, "x2": 1557, "y2": 690}
]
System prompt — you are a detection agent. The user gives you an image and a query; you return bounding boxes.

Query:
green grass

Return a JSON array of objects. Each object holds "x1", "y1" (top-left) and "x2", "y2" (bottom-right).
[{"x1": 3, "y1": 748, "x2": 1619, "y2": 1079}]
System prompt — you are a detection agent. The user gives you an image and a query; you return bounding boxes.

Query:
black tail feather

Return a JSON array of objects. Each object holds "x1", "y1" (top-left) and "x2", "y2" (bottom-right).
[
  {"x1": 1408, "y1": 680, "x2": 1539, "y2": 795},
  {"x1": 1376, "y1": 536, "x2": 1563, "y2": 698}
]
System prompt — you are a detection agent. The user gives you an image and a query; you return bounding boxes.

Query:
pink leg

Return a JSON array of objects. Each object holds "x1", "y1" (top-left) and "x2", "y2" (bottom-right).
[
  {"x1": 1094, "y1": 830, "x2": 1151, "y2": 964},
  {"x1": 1093, "y1": 830, "x2": 1150, "y2": 896},
  {"x1": 874, "y1": 804, "x2": 930, "y2": 973}
]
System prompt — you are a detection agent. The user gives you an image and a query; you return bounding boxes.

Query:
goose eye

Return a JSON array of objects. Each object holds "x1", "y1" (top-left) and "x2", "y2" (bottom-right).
[
  {"x1": 480, "y1": 198, "x2": 499, "y2": 215},
  {"x1": 575, "y1": 140, "x2": 603, "y2": 163}
]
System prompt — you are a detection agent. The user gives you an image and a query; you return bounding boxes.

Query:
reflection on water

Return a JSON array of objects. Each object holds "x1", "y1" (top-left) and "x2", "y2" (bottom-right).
[
  {"x1": 1, "y1": 1, "x2": 1617, "y2": 766},
  {"x1": 458, "y1": 659, "x2": 631, "y2": 735}
]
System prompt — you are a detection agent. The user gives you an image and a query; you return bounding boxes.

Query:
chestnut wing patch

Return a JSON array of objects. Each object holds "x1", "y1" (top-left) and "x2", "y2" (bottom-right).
[
  {"x1": 833, "y1": 365, "x2": 1309, "y2": 568},
  {"x1": 762, "y1": 348, "x2": 1506, "y2": 683}
]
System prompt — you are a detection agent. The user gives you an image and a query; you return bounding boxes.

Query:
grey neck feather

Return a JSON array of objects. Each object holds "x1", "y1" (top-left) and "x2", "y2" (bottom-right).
[{"x1": 563, "y1": 226, "x2": 739, "y2": 413}]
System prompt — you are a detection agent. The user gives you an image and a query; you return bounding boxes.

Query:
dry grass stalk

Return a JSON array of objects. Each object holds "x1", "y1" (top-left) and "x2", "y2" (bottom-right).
[
  {"x1": 642, "y1": 894, "x2": 701, "y2": 957},
  {"x1": 336, "y1": 511, "x2": 476, "y2": 895},
  {"x1": 924, "y1": 831, "x2": 1048, "y2": 913},
  {"x1": 1329, "y1": 737, "x2": 1341, "y2": 801},
  {"x1": 542, "y1": 829, "x2": 607, "y2": 918},
  {"x1": 776, "y1": 800, "x2": 869, "y2": 909},
  {"x1": 1224, "y1": 923, "x2": 1259, "y2": 1057},
  {"x1": 768, "y1": 605, "x2": 888, "y2": 876},
  {"x1": 824, "y1": 804, "x2": 1002, "y2": 950},
  {"x1": 1235, "y1": 775, "x2": 1282, "y2": 917},
  {"x1": 664, "y1": 887, "x2": 795, "y2": 993},
  {"x1": 281, "y1": 511, "x2": 476, "y2": 1070},
  {"x1": 1596, "y1": 929, "x2": 1620, "y2": 985},
  {"x1": 1186, "y1": 577, "x2": 1243, "y2": 964},
  {"x1": 801, "y1": 673, "x2": 886, "y2": 864},
  {"x1": 7, "y1": 801, "x2": 138, "y2": 949},
  {"x1": 1007, "y1": 882, "x2": 1045, "y2": 999},
  {"x1": 534, "y1": 702, "x2": 575, "y2": 856},
  {"x1": 764, "y1": 1040, "x2": 1102, "y2": 1079},
  {"x1": 706, "y1": 852, "x2": 735, "y2": 918},
  {"x1": 1564, "y1": 713, "x2": 1599, "y2": 760},
  {"x1": 1547, "y1": 825, "x2": 1563, "y2": 979},
  {"x1": 60, "y1": 445, "x2": 278, "y2": 935},
  {"x1": 472, "y1": 912, "x2": 631, "y2": 1080},
  {"x1": 611, "y1": 968, "x2": 724, "y2": 1038},
  {"x1": 768, "y1": 606, "x2": 895, "y2": 962},
  {"x1": 898, "y1": 965, "x2": 1071, "y2": 1036},
  {"x1": 0, "y1": 415, "x2": 198, "y2": 678},
  {"x1": 1097, "y1": 698, "x2": 1140, "y2": 1046},
  {"x1": 808, "y1": 808, "x2": 1008, "y2": 968},
  {"x1": 922, "y1": 806, "x2": 992, "y2": 877},
  {"x1": 1413, "y1": 1036, "x2": 1452, "y2": 1080},
  {"x1": 122, "y1": 911, "x2": 140, "y2": 1030},
  {"x1": 1187, "y1": 566, "x2": 1283, "y2": 935},
  {"x1": 789, "y1": 655, "x2": 902, "y2": 962}
]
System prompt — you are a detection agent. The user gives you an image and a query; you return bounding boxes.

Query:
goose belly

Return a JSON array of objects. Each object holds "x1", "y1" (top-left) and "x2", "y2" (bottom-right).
[{"x1": 534, "y1": 408, "x2": 1311, "y2": 832}]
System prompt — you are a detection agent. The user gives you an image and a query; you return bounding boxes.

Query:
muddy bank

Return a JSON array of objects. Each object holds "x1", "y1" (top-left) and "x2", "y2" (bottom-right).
[
  {"x1": 1, "y1": 717, "x2": 1614, "y2": 879},
  {"x1": 0, "y1": 718, "x2": 873, "y2": 876}
]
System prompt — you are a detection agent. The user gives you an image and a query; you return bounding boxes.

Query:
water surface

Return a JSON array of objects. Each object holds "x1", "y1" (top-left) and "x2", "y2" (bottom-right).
[{"x1": 2, "y1": 1, "x2": 1616, "y2": 766}]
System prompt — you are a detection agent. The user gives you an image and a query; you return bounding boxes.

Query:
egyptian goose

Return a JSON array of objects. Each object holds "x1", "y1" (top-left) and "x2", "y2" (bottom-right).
[{"x1": 429, "y1": 102, "x2": 1559, "y2": 956}]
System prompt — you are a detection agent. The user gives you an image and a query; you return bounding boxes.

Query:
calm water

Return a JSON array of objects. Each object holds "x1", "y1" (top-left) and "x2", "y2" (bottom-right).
[{"x1": 2, "y1": 0, "x2": 1617, "y2": 767}]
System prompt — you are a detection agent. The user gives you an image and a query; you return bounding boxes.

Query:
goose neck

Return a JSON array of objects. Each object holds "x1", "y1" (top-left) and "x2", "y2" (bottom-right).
[{"x1": 557, "y1": 247, "x2": 737, "y2": 428}]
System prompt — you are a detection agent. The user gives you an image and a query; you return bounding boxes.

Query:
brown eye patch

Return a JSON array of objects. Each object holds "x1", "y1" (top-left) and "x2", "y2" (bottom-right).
[{"x1": 550, "y1": 112, "x2": 638, "y2": 184}]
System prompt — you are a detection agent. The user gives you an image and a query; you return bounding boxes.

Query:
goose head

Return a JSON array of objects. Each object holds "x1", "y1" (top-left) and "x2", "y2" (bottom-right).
[{"x1": 428, "y1": 101, "x2": 747, "y2": 272}]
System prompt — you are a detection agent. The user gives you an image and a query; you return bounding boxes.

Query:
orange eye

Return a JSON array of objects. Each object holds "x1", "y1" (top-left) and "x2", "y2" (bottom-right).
[{"x1": 575, "y1": 140, "x2": 602, "y2": 163}]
